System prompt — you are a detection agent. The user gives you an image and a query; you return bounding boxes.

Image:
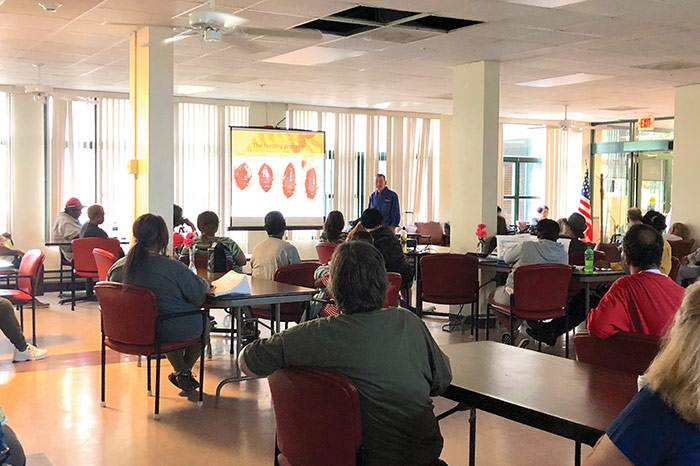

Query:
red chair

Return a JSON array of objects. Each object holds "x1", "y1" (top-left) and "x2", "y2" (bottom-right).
[
  {"x1": 596, "y1": 242, "x2": 621, "y2": 263},
  {"x1": 385, "y1": 272, "x2": 402, "y2": 308},
  {"x1": 0, "y1": 249, "x2": 45, "y2": 345},
  {"x1": 487, "y1": 264, "x2": 573, "y2": 357},
  {"x1": 179, "y1": 253, "x2": 233, "y2": 271},
  {"x1": 574, "y1": 330, "x2": 661, "y2": 375},
  {"x1": 268, "y1": 367, "x2": 366, "y2": 466},
  {"x1": 669, "y1": 239, "x2": 694, "y2": 259},
  {"x1": 315, "y1": 242, "x2": 338, "y2": 265},
  {"x1": 94, "y1": 282, "x2": 207, "y2": 419},
  {"x1": 568, "y1": 250, "x2": 606, "y2": 266},
  {"x1": 93, "y1": 248, "x2": 118, "y2": 282},
  {"x1": 420, "y1": 254, "x2": 480, "y2": 339},
  {"x1": 670, "y1": 256, "x2": 680, "y2": 282},
  {"x1": 253, "y1": 262, "x2": 321, "y2": 328},
  {"x1": 69, "y1": 238, "x2": 121, "y2": 310}
]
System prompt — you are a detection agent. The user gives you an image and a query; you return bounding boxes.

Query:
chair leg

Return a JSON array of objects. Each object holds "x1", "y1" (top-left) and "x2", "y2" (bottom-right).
[
  {"x1": 154, "y1": 348, "x2": 161, "y2": 420},
  {"x1": 509, "y1": 313, "x2": 514, "y2": 346},
  {"x1": 137, "y1": 355, "x2": 142, "y2": 367},
  {"x1": 485, "y1": 305, "x2": 490, "y2": 341},
  {"x1": 18, "y1": 306, "x2": 23, "y2": 331},
  {"x1": 31, "y1": 299, "x2": 36, "y2": 345},
  {"x1": 198, "y1": 338, "x2": 205, "y2": 407},
  {"x1": 565, "y1": 309, "x2": 570, "y2": 359},
  {"x1": 147, "y1": 355, "x2": 152, "y2": 396},
  {"x1": 71, "y1": 271, "x2": 76, "y2": 311},
  {"x1": 474, "y1": 301, "x2": 479, "y2": 342},
  {"x1": 101, "y1": 339, "x2": 106, "y2": 407}
]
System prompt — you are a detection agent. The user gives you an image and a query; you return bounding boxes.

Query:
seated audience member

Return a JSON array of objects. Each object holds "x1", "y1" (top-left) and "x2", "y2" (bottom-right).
[
  {"x1": 108, "y1": 214, "x2": 209, "y2": 392},
  {"x1": 173, "y1": 204, "x2": 196, "y2": 256},
  {"x1": 0, "y1": 412, "x2": 26, "y2": 466},
  {"x1": 529, "y1": 224, "x2": 684, "y2": 345},
  {"x1": 319, "y1": 210, "x2": 347, "y2": 244},
  {"x1": 643, "y1": 210, "x2": 672, "y2": 275},
  {"x1": 627, "y1": 207, "x2": 643, "y2": 227},
  {"x1": 666, "y1": 222, "x2": 689, "y2": 241},
  {"x1": 239, "y1": 241, "x2": 452, "y2": 466},
  {"x1": 0, "y1": 298, "x2": 48, "y2": 362},
  {"x1": 349, "y1": 208, "x2": 414, "y2": 288},
  {"x1": 52, "y1": 197, "x2": 84, "y2": 261},
  {"x1": 80, "y1": 204, "x2": 108, "y2": 239},
  {"x1": 497, "y1": 206, "x2": 510, "y2": 235},
  {"x1": 560, "y1": 212, "x2": 589, "y2": 253},
  {"x1": 182, "y1": 211, "x2": 246, "y2": 273},
  {"x1": 250, "y1": 211, "x2": 301, "y2": 280},
  {"x1": 530, "y1": 204, "x2": 549, "y2": 226},
  {"x1": 583, "y1": 283, "x2": 700, "y2": 465},
  {"x1": 0, "y1": 233, "x2": 23, "y2": 268},
  {"x1": 677, "y1": 247, "x2": 700, "y2": 286}
]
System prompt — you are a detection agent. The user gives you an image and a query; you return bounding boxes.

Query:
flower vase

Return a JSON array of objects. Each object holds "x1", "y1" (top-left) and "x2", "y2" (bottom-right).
[{"x1": 476, "y1": 241, "x2": 484, "y2": 254}]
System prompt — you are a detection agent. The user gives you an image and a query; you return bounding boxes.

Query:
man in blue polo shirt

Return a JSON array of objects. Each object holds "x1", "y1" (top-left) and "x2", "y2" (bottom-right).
[{"x1": 368, "y1": 174, "x2": 400, "y2": 228}]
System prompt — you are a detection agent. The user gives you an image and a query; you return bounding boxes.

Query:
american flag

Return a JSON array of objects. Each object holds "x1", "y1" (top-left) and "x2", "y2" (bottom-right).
[{"x1": 578, "y1": 168, "x2": 593, "y2": 242}]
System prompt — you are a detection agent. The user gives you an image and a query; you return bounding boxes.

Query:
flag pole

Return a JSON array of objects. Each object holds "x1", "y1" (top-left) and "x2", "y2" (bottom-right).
[{"x1": 599, "y1": 174, "x2": 604, "y2": 242}]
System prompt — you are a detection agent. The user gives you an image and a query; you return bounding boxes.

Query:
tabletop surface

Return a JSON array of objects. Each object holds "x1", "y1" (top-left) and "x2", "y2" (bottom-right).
[
  {"x1": 441, "y1": 342, "x2": 637, "y2": 435},
  {"x1": 477, "y1": 257, "x2": 626, "y2": 278},
  {"x1": 199, "y1": 270, "x2": 315, "y2": 299},
  {"x1": 0, "y1": 259, "x2": 13, "y2": 269},
  {"x1": 406, "y1": 245, "x2": 451, "y2": 256}
]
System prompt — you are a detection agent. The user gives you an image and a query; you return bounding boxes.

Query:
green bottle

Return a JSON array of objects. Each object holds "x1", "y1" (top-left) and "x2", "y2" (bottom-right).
[{"x1": 584, "y1": 246, "x2": 594, "y2": 274}]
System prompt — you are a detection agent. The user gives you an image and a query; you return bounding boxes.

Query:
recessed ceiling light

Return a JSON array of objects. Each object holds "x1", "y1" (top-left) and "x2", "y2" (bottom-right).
[
  {"x1": 517, "y1": 73, "x2": 612, "y2": 87},
  {"x1": 262, "y1": 46, "x2": 364, "y2": 66},
  {"x1": 38, "y1": 2, "x2": 62, "y2": 12},
  {"x1": 501, "y1": 0, "x2": 587, "y2": 6}
]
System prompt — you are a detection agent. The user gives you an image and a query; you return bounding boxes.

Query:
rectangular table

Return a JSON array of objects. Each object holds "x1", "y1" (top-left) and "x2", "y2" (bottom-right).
[
  {"x1": 440, "y1": 342, "x2": 637, "y2": 466},
  {"x1": 406, "y1": 245, "x2": 451, "y2": 316},
  {"x1": 205, "y1": 275, "x2": 316, "y2": 406}
]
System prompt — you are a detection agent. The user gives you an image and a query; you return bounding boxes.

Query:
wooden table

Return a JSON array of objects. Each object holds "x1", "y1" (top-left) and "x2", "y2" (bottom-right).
[
  {"x1": 204, "y1": 274, "x2": 316, "y2": 406},
  {"x1": 441, "y1": 342, "x2": 637, "y2": 466}
]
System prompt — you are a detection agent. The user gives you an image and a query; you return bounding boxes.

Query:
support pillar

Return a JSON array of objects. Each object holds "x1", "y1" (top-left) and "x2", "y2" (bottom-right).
[{"x1": 672, "y1": 84, "x2": 700, "y2": 243}]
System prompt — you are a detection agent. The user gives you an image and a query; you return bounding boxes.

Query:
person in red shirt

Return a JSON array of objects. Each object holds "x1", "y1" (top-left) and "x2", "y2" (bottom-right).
[{"x1": 587, "y1": 223, "x2": 684, "y2": 339}]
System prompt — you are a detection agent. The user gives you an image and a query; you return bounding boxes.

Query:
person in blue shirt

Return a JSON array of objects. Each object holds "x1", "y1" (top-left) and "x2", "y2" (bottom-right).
[
  {"x1": 368, "y1": 174, "x2": 400, "y2": 228},
  {"x1": 583, "y1": 282, "x2": 700, "y2": 466}
]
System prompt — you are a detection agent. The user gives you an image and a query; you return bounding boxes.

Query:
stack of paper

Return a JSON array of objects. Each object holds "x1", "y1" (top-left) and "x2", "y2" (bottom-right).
[{"x1": 209, "y1": 271, "x2": 251, "y2": 297}]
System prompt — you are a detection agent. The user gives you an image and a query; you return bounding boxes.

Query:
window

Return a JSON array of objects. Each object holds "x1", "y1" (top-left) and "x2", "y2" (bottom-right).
[
  {"x1": 0, "y1": 92, "x2": 9, "y2": 233},
  {"x1": 502, "y1": 124, "x2": 545, "y2": 223}
]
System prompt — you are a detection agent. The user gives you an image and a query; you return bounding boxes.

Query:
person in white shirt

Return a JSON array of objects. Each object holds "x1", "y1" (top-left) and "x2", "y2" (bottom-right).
[
  {"x1": 250, "y1": 211, "x2": 301, "y2": 280},
  {"x1": 51, "y1": 197, "x2": 84, "y2": 261}
]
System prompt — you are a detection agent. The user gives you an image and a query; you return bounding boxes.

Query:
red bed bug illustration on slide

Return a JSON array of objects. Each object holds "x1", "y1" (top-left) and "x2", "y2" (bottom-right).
[
  {"x1": 282, "y1": 163, "x2": 296, "y2": 198},
  {"x1": 258, "y1": 163, "x2": 273, "y2": 192},
  {"x1": 305, "y1": 167, "x2": 318, "y2": 200},
  {"x1": 234, "y1": 163, "x2": 252, "y2": 190}
]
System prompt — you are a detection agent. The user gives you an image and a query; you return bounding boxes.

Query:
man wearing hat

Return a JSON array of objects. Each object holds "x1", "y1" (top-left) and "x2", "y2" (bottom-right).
[
  {"x1": 51, "y1": 197, "x2": 84, "y2": 261},
  {"x1": 560, "y1": 212, "x2": 588, "y2": 253}
]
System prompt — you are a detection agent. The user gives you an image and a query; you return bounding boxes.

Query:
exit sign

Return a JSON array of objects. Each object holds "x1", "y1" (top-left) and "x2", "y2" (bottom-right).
[{"x1": 638, "y1": 116, "x2": 655, "y2": 130}]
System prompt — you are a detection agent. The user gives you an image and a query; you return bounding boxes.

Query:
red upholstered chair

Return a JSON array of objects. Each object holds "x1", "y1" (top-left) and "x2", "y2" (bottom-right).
[
  {"x1": 669, "y1": 239, "x2": 694, "y2": 259},
  {"x1": 568, "y1": 250, "x2": 606, "y2": 266},
  {"x1": 574, "y1": 330, "x2": 661, "y2": 375},
  {"x1": 268, "y1": 367, "x2": 366, "y2": 466},
  {"x1": 315, "y1": 242, "x2": 338, "y2": 265},
  {"x1": 670, "y1": 256, "x2": 681, "y2": 282},
  {"x1": 596, "y1": 242, "x2": 622, "y2": 263},
  {"x1": 69, "y1": 238, "x2": 121, "y2": 310},
  {"x1": 420, "y1": 254, "x2": 480, "y2": 339},
  {"x1": 487, "y1": 264, "x2": 573, "y2": 356},
  {"x1": 384, "y1": 272, "x2": 402, "y2": 308},
  {"x1": 92, "y1": 248, "x2": 118, "y2": 282},
  {"x1": 94, "y1": 282, "x2": 207, "y2": 419},
  {"x1": 0, "y1": 249, "x2": 45, "y2": 345},
  {"x1": 253, "y1": 262, "x2": 320, "y2": 328}
]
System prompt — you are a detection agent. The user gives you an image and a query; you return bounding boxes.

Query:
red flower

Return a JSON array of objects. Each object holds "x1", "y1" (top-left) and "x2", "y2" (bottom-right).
[
  {"x1": 183, "y1": 238, "x2": 194, "y2": 247},
  {"x1": 475, "y1": 224, "x2": 487, "y2": 239},
  {"x1": 186, "y1": 232, "x2": 196, "y2": 240}
]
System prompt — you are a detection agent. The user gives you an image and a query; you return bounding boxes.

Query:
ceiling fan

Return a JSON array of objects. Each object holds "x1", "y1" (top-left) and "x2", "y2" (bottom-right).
[
  {"x1": 547, "y1": 104, "x2": 596, "y2": 132},
  {"x1": 23, "y1": 64, "x2": 94, "y2": 104}
]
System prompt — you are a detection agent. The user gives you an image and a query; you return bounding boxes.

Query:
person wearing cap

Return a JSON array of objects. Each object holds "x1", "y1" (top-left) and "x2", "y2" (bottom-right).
[
  {"x1": 51, "y1": 197, "x2": 84, "y2": 261},
  {"x1": 560, "y1": 212, "x2": 589, "y2": 253}
]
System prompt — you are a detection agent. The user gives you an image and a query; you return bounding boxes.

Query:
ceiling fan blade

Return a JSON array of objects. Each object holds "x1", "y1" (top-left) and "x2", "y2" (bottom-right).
[
  {"x1": 162, "y1": 31, "x2": 199, "y2": 45},
  {"x1": 101, "y1": 21, "x2": 178, "y2": 29},
  {"x1": 238, "y1": 26, "x2": 322, "y2": 41},
  {"x1": 222, "y1": 36, "x2": 267, "y2": 54}
]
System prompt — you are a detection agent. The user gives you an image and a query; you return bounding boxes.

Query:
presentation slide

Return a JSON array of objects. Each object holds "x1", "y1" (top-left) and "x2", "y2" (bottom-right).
[{"x1": 230, "y1": 127, "x2": 325, "y2": 228}]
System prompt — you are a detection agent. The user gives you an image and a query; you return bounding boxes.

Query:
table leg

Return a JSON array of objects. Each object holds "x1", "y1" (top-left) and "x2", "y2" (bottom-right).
[
  {"x1": 575, "y1": 441, "x2": 581, "y2": 466},
  {"x1": 275, "y1": 303, "x2": 281, "y2": 334},
  {"x1": 235, "y1": 307, "x2": 242, "y2": 363},
  {"x1": 584, "y1": 283, "x2": 591, "y2": 315},
  {"x1": 469, "y1": 408, "x2": 477, "y2": 466}
]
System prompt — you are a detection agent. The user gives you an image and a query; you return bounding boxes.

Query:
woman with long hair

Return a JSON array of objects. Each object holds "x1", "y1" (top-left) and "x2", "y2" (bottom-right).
[
  {"x1": 108, "y1": 214, "x2": 209, "y2": 392},
  {"x1": 584, "y1": 282, "x2": 700, "y2": 465},
  {"x1": 319, "y1": 210, "x2": 347, "y2": 244}
]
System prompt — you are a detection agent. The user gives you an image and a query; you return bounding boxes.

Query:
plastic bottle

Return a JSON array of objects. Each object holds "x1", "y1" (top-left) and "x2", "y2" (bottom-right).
[
  {"x1": 112, "y1": 222, "x2": 118, "y2": 238},
  {"x1": 584, "y1": 246, "x2": 594, "y2": 274},
  {"x1": 400, "y1": 227, "x2": 408, "y2": 253}
]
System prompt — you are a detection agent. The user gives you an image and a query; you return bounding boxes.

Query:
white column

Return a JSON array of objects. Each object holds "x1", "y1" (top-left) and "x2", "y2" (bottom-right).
[
  {"x1": 10, "y1": 94, "x2": 52, "y2": 265},
  {"x1": 438, "y1": 114, "x2": 452, "y2": 224},
  {"x1": 130, "y1": 26, "x2": 174, "y2": 236},
  {"x1": 450, "y1": 61, "x2": 500, "y2": 253},
  {"x1": 672, "y1": 84, "x2": 700, "y2": 244}
]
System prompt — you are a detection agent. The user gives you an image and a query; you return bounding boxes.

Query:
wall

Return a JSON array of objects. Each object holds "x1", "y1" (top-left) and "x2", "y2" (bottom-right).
[{"x1": 672, "y1": 84, "x2": 700, "y2": 244}]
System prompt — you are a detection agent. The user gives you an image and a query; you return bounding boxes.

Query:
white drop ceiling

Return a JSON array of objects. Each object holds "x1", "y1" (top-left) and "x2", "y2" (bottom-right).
[{"x1": 0, "y1": 0, "x2": 698, "y2": 121}]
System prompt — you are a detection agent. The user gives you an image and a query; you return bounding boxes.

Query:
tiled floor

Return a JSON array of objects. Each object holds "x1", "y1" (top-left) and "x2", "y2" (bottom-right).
[{"x1": 0, "y1": 294, "x2": 592, "y2": 466}]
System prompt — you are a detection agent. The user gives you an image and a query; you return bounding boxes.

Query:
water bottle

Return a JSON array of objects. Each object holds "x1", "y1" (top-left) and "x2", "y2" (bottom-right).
[
  {"x1": 400, "y1": 227, "x2": 408, "y2": 253},
  {"x1": 584, "y1": 246, "x2": 594, "y2": 274},
  {"x1": 112, "y1": 222, "x2": 118, "y2": 238}
]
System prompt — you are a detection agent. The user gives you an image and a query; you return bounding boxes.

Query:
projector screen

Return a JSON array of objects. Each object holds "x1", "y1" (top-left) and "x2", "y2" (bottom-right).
[{"x1": 229, "y1": 127, "x2": 326, "y2": 228}]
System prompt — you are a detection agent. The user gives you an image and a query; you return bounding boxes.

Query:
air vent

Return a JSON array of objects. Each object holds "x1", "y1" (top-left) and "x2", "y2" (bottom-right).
[
  {"x1": 398, "y1": 16, "x2": 482, "y2": 33},
  {"x1": 329, "y1": 6, "x2": 419, "y2": 25},
  {"x1": 295, "y1": 19, "x2": 376, "y2": 37},
  {"x1": 633, "y1": 61, "x2": 700, "y2": 71},
  {"x1": 601, "y1": 106, "x2": 647, "y2": 111}
]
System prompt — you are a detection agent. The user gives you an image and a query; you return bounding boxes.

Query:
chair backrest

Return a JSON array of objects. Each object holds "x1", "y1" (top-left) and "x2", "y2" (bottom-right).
[
  {"x1": 574, "y1": 330, "x2": 661, "y2": 375},
  {"x1": 420, "y1": 254, "x2": 479, "y2": 305},
  {"x1": 94, "y1": 282, "x2": 158, "y2": 346},
  {"x1": 415, "y1": 221, "x2": 443, "y2": 245},
  {"x1": 568, "y1": 250, "x2": 605, "y2": 266},
  {"x1": 670, "y1": 256, "x2": 681, "y2": 282},
  {"x1": 596, "y1": 242, "x2": 621, "y2": 263},
  {"x1": 512, "y1": 264, "x2": 572, "y2": 320},
  {"x1": 72, "y1": 238, "x2": 121, "y2": 276},
  {"x1": 384, "y1": 272, "x2": 402, "y2": 308},
  {"x1": 17, "y1": 249, "x2": 45, "y2": 295},
  {"x1": 315, "y1": 242, "x2": 339, "y2": 265},
  {"x1": 517, "y1": 220, "x2": 529, "y2": 232},
  {"x1": 268, "y1": 367, "x2": 363, "y2": 466},
  {"x1": 669, "y1": 239, "x2": 694, "y2": 259},
  {"x1": 93, "y1": 248, "x2": 118, "y2": 282},
  {"x1": 274, "y1": 262, "x2": 322, "y2": 322}
]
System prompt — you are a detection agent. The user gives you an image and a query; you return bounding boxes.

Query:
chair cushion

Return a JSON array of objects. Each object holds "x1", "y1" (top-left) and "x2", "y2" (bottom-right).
[
  {"x1": 105, "y1": 337, "x2": 201, "y2": 356},
  {"x1": 0, "y1": 289, "x2": 32, "y2": 304},
  {"x1": 415, "y1": 222, "x2": 443, "y2": 245}
]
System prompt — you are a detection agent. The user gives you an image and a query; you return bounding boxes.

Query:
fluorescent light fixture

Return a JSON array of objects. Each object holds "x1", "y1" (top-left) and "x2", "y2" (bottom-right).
[
  {"x1": 174, "y1": 85, "x2": 214, "y2": 95},
  {"x1": 517, "y1": 73, "x2": 612, "y2": 87},
  {"x1": 263, "y1": 46, "x2": 364, "y2": 66},
  {"x1": 501, "y1": 0, "x2": 587, "y2": 6}
]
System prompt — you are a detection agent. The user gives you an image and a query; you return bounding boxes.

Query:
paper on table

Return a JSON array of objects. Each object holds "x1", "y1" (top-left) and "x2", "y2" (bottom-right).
[{"x1": 209, "y1": 271, "x2": 252, "y2": 297}]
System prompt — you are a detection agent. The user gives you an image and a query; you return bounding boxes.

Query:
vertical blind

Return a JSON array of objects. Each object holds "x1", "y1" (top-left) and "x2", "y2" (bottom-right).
[{"x1": 0, "y1": 92, "x2": 9, "y2": 233}]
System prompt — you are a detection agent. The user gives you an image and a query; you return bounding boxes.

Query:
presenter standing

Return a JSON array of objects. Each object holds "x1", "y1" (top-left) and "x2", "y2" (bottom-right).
[{"x1": 368, "y1": 174, "x2": 400, "y2": 228}]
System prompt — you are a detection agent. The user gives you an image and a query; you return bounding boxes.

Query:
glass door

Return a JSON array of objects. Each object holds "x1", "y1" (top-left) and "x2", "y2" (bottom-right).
[{"x1": 634, "y1": 152, "x2": 672, "y2": 215}]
